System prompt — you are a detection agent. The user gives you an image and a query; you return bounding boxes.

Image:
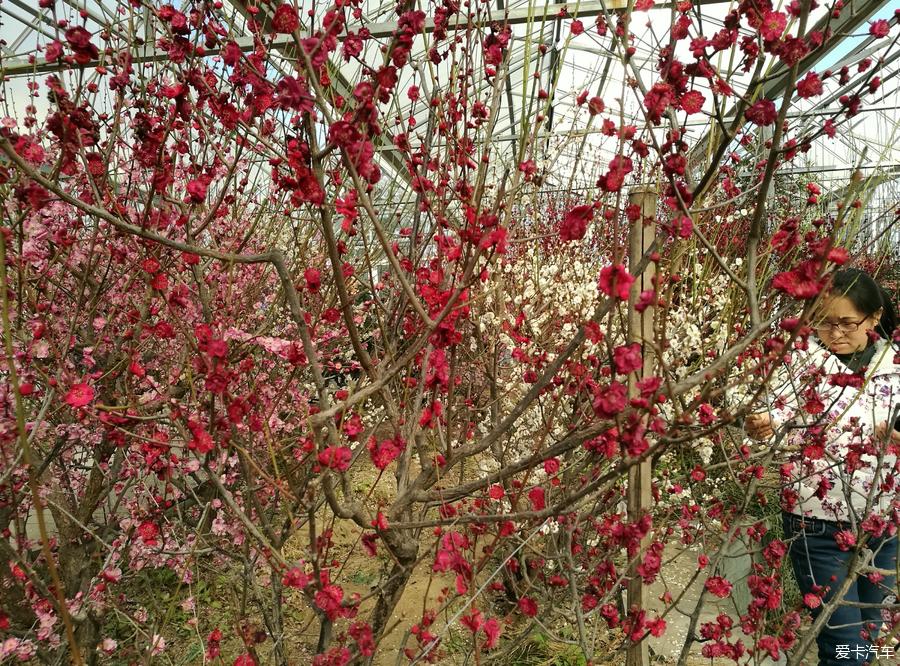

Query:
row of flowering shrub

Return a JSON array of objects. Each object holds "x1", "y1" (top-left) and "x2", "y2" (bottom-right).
[{"x1": 0, "y1": 0, "x2": 898, "y2": 662}]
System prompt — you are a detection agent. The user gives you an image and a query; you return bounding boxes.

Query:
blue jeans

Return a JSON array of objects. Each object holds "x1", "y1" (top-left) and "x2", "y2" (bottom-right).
[{"x1": 784, "y1": 512, "x2": 898, "y2": 665}]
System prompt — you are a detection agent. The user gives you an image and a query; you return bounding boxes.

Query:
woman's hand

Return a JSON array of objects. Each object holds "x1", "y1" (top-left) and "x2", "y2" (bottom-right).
[
  {"x1": 745, "y1": 412, "x2": 774, "y2": 441},
  {"x1": 874, "y1": 421, "x2": 900, "y2": 445}
]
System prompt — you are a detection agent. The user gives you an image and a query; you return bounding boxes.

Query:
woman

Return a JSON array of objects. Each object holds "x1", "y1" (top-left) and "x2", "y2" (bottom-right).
[{"x1": 745, "y1": 268, "x2": 900, "y2": 666}]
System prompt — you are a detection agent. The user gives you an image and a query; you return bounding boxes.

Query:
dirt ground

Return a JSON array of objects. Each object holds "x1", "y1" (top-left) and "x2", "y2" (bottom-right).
[{"x1": 162, "y1": 460, "x2": 820, "y2": 665}]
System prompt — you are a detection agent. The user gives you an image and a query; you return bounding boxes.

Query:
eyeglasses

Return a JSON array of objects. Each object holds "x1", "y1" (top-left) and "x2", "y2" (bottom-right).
[{"x1": 814, "y1": 317, "x2": 868, "y2": 334}]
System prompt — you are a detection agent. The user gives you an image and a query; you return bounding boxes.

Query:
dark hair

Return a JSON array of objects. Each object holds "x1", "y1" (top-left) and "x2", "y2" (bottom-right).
[{"x1": 831, "y1": 268, "x2": 898, "y2": 340}]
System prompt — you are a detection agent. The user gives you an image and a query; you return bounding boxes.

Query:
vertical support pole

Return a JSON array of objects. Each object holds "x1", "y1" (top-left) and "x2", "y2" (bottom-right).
[
  {"x1": 760, "y1": 125, "x2": 775, "y2": 205},
  {"x1": 625, "y1": 184, "x2": 658, "y2": 666}
]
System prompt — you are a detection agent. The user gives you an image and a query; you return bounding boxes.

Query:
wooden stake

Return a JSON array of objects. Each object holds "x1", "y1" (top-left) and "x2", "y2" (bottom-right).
[{"x1": 625, "y1": 184, "x2": 658, "y2": 666}]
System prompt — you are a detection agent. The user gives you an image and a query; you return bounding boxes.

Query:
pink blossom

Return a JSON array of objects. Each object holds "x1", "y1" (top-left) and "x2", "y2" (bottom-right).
[
  {"x1": 560, "y1": 205, "x2": 593, "y2": 242},
  {"x1": 834, "y1": 530, "x2": 856, "y2": 551},
  {"x1": 598, "y1": 155, "x2": 633, "y2": 192},
  {"x1": 0, "y1": 638, "x2": 36, "y2": 661},
  {"x1": 518, "y1": 159, "x2": 537, "y2": 179},
  {"x1": 598, "y1": 264, "x2": 634, "y2": 300},
  {"x1": 44, "y1": 41, "x2": 64, "y2": 63},
  {"x1": 282, "y1": 566, "x2": 310, "y2": 589},
  {"x1": 704, "y1": 576, "x2": 733, "y2": 598},
  {"x1": 518, "y1": 597, "x2": 538, "y2": 617},
  {"x1": 636, "y1": 289, "x2": 656, "y2": 312},
  {"x1": 426, "y1": 349, "x2": 450, "y2": 388},
  {"x1": 100, "y1": 567, "x2": 122, "y2": 583},
  {"x1": 206, "y1": 629, "x2": 222, "y2": 660},
  {"x1": 646, "y1": 616, "x2": 666, "y2": 637},
  {"x1": 317, "y1": 446, "x2": 352, "y2": 472},
  {"x1": 461, "y1": 609, "x2": 483, "y2": 633},
  {"x1": 772, "y1": 260, "x2": 824, "y2": 299},
  {"x1": 680, "y1": 90, "x2": 705, "y2": 114},
  {"x1": 869, "y1": 19, "x2": 890, "y2": 38},
  {"x1": 149, "y1": 635, "x2": 166, "y2": 656},
  {"x1": 207, "y1": 339, "x2": 228, "y2": 358},
  {"x1": 349, "y1": 622, "x2": 375, "y2": 656},
  {"x1": 827, "y1": 247, "x2": 849, "y2": 265},
  {"x1": 315, "y1": 584, "x2": 346, "y2": 621},
  {"x1": 186, "y1": 178, "x2": 208, "y2": 203},
  {"x1": 482, "y1": 617, "x2": 501, "y2": 649},
  {"x1": 64, "y1": 383, "x2": 94, "y2": 408},
  {"x1": 613, "y1": 343, "x2": 643, "y2": 374},
  {"x1": 593, "y1": 381, "x2": 627, "y2": 417},
  {"x1": 669, "y1": 215, "x2": 693, "y2": 238},
  {"x1": 527, "y1": 486, "x2": 546, "y2": 511},
  {"x1": 137, "y1": 521, "x2": 160, "y2": 546},
  {"x1": 362, "y1": 533, "x2": 378, "y2": 556},
  {"x1": 796, "y1": 72, "x2": 823, "y2": 98},
  {"x1": 745, "y1": 99, "x2": 778, "y2": 126},
  {"x1": 643, "y1": 82, "x2": 675, "y2": 124},
  {"x1": 367, "y1": 436, "x2": 405, "y2": 470},
  {"x1": 372, "y1": 512, "x2": 389, "y2": 530},
  {"x1": 272, "y1": 4, "x2": 299, "y2": 33},
  {"x1": 759, "y1": 11, "x2": 787, "y2": 40},
  {"x1": 65, "y1": 26, "x2": 99, "y2": 64},
  {"x1": 304, "y1": 267, "x2": 321, "y2": 292}
]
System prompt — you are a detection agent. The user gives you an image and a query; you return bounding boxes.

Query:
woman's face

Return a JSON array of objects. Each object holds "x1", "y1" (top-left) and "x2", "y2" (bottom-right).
[{"x1": 814, "y1": 295, "x2": 881, "y2": 354}]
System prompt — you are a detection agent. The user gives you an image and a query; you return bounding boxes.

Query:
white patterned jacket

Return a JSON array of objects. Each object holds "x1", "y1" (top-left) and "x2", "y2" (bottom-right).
[{"x1": 768, "y1": 337, "x2": 900, "y2": 523}]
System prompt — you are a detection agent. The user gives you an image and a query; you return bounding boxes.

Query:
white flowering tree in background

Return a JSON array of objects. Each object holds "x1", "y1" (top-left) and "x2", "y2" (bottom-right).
[{"x1": 0, "y1": 0, "x2": 898, "y2": 664}]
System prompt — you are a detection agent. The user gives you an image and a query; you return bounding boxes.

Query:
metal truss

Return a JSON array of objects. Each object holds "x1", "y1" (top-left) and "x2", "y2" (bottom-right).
[
  {"x1": 0, "y1": 0, "x2": 896, "y2": 217},
  {"x1": 688, "y1": 0, "x2": 895, "y2": 166}
]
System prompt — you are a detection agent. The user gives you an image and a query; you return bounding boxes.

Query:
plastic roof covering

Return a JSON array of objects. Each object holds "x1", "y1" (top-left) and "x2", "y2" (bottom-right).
[{"x1": 0, "y1": 0, "x2": 897, "y2": 247}]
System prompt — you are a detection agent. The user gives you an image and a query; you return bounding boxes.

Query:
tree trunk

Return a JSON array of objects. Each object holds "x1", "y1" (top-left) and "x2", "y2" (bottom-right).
[{"x1": 368, "y1": 531, "x2": 419, "y2": 654}]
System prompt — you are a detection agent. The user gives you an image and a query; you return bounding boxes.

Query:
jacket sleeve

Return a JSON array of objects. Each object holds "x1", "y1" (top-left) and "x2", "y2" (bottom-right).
[
  {"x1": 766, "y1": 361, "x2": 804, "y2": 431},
  {"x1": 868, "y1": 366, "x2": 900, "y2": 434}
]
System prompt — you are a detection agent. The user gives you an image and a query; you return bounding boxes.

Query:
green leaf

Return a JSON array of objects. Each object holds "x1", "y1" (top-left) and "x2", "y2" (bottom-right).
[{"x1": 175, "y1": 642, "x2": 203, "y2": 666}]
